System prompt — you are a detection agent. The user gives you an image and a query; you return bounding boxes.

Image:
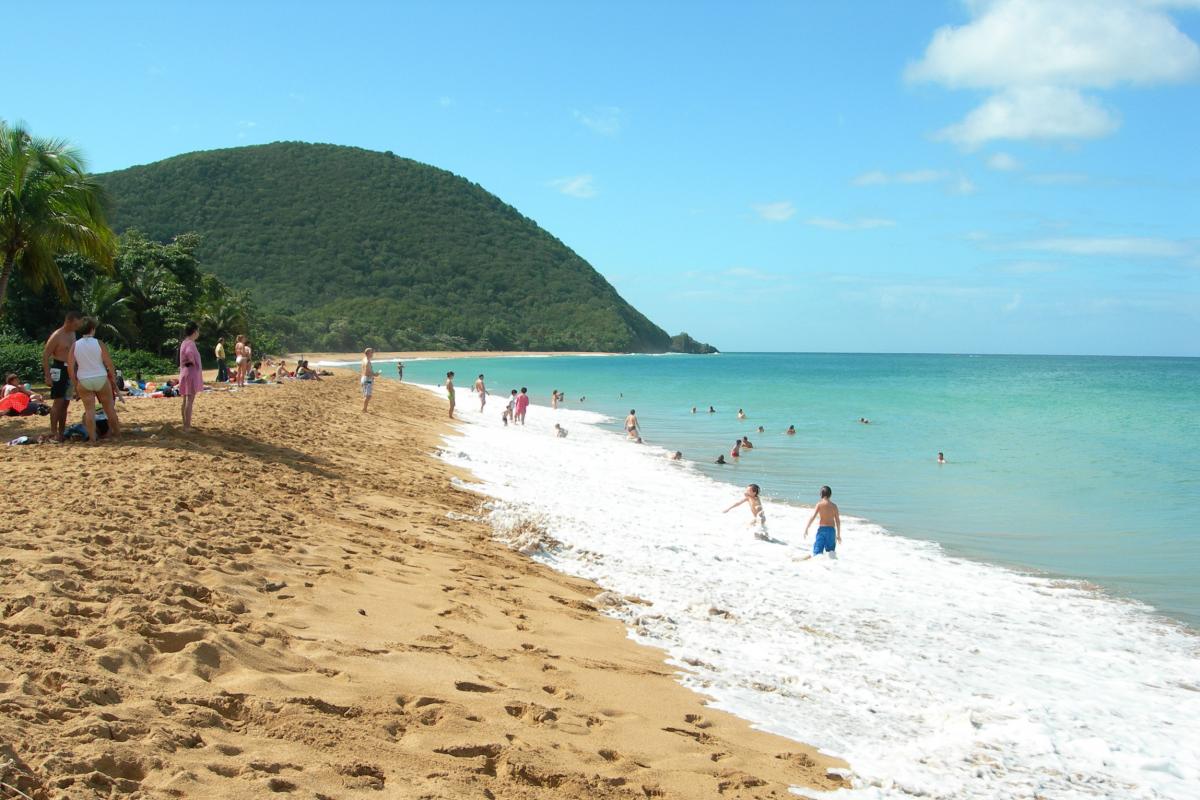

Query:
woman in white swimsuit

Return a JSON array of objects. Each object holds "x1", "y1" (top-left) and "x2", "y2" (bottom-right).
[{"x1": 67, "y1": 317, "x2": 121, "y2": 442}]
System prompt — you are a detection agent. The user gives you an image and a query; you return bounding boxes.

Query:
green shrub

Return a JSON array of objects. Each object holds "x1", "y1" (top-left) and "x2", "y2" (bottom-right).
[{"x1": 0, "y1": 341, "x2": 176, "y2": 385}]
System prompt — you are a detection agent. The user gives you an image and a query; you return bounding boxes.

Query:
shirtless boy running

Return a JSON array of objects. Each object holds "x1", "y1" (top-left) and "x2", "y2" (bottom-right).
[
  {"x1": 42, "y1": 311, "x2": 82, "y2": 441},
  {"x1": 724, "y1": 483, "x2": 769, "y2": 540},
  {"x1": 803, "y1": 485, "x2": 842, "y2": 558}
]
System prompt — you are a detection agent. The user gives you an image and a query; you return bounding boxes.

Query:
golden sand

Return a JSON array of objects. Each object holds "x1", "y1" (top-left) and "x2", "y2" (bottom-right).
[{"x1": 0, "y1": 377, "x2": 841, "y2": 798}]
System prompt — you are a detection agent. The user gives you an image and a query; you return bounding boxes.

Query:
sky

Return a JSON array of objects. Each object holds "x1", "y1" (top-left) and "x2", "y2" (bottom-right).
[{"x1": 6, "y1": 0, "x2": 1199, "y2": 355}]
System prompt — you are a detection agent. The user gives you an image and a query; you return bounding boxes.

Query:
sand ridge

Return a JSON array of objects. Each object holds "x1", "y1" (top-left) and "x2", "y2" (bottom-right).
[{"x1": 0, "y1": 377, "x2": 841, "y2": 798}]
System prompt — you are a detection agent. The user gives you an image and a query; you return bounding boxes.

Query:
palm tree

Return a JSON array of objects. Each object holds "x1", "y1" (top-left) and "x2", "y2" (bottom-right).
[
  {"x1": 79, "y1": 274, "x2": 137, "y2": 345},
  {"x1": 0, "y1": 120, "x2": 116, "y2": 314},
  {"x1": 200, "y1": 297, "x2": 247, "y2": 340}
]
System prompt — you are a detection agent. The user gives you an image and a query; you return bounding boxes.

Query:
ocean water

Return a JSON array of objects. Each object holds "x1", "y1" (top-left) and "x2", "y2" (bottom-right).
[{"x1": 360, "y1": 353, "x2": 1199, "y2": 798}]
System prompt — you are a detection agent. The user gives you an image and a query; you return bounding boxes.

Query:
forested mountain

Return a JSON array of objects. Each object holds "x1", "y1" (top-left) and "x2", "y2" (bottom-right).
[{"x1": 97, "y1": 143, "x2": 715, "y2": 353}]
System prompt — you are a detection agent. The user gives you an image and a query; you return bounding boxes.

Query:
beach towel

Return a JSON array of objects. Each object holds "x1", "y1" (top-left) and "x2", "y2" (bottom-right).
[{"x1": 0, "y1": 392, "x2": 30, "y2": 415}]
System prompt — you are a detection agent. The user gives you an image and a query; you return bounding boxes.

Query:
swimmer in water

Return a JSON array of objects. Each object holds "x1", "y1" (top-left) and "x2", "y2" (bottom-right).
[
  {"x1": 671, "y1": 451, "x2": 682, "y2": 461},
  {"x1": 757, "y1": 425, "x2": 765, "y2": 433},
  {"x1": 786, "y1": 424, "x2": 796, "y2": 435},
  {"x1": 708, "y1": 405, "x2": 716, "y2": 414},
  {"x1": 715, "y1": 454, "x2": 727, "y2": 465},
  {"x1": 730, "y1": 439, "x2": 741, "y2": 458},
  {"x1": 937, "y1": 451, "x2": 946, "y2": 463},
  {"x1": 737, "y1": 408, "x2": 746, "y2": 419},
  {"x1": 724, "y1": 483, "x2": 769, "y2": 540},
  {"x1": 740, "y1": 436, "x2": 754, "y2": 450}
]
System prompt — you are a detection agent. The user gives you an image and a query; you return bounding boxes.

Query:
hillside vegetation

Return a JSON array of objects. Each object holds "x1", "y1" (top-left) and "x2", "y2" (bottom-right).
[{"x1": 98, "y1": 143, "x2": 715, "y2": 354}]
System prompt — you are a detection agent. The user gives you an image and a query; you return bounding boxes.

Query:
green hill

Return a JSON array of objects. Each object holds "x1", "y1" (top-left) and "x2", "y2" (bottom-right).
[{"x1": 97, "y1": 142, "x2": 715, "y2": 354}]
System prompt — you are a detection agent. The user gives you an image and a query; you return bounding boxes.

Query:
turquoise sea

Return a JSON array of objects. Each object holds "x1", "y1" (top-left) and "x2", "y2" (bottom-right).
[{"x1": 393, "y1": 353, "x2": 1200, "y2": 629}]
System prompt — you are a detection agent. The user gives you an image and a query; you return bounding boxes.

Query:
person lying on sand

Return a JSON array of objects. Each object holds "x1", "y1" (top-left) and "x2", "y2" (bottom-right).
[
  {"x1": 802, "y1": 485, "x2": 842, "y2": 559},
  {"x1": 724, "y1": 483, "x2": 769, "y2": 540}
]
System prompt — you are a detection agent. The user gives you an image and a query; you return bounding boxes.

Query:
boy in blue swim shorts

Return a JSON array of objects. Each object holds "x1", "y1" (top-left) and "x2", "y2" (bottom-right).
[{"x1": 803, "y1": 485, "x2": 841, "y2": 558}]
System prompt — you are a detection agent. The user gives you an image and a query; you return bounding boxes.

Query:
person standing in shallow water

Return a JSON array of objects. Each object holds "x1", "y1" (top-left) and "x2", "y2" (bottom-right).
[
  {"x1": 474, "y1": 374, "x2": 488, "y2": 412},
  {"x1": 445, "y1": 371, "x2": 456, "y2": 419},
  {"x1": 625, "y1": 409, "x2": 640, "y2": 439},
  {"x1": 515, "y1": 387, "x2": 530, "y2": 425},
  {"x1": 803, "y1": 485, "x2": 842, "y2": 559}
]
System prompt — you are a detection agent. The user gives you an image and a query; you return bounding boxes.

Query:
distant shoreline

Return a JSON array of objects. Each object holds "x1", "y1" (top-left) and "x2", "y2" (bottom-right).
[{"x1": 300, "y1": 349, "x2": 620, "y2": 364}]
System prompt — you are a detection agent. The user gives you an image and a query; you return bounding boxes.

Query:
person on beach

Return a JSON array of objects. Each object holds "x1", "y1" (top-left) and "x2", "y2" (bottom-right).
[
  {"x1": 803, "y1": 485, "x2": 842, "y2": 558},
  {"x1": 730, "y1": 439, "x2": 741, "y2": 458},
  {"x1": 625, "y1": 409, "x2": 640, "y2": 439},
  {"x1": 724, "y1": 483, "x2": 769, "y2": 540},
  {"x1": 515, "y1": 387, "x2": 530, "y2": 425},
  {"x1": 737, "y1": 408, "x2": 746, "y2": 420},
  {"x1": 66, "y1": 317, "x2": 121, "y2": 443},
  {"x1": 361, "y1": 348, "x2": 378, "y2": 413},
  {"x1": 445, "y1": 371, "x2": 456, "y2": 418},
  {"x1": 42, "y1": 310, "x2": 82, "y2": 441},
  {"x1": 937, "y1": 451, "x2": 946, "y2": 464},
  {"x1": 214, "y1": 337, "x2": 228, "y2": 383},
  {"x1": 740, "y1": 435, "x2": 754, "y2": 450},
  {"x1": 233, "y1": 335, "x2": 247, "y2": 386},
  {"x1": 397, "y1": 362, "x2": 405, "y2": 382},
  {"x1": 502, "y1": 389, "x2": 516, "y2": 425},
  {"x1": 178, "y1": 321, "x2": 203, "y2": 432},
  {"x1": 786, "y1": 425, "x2": 796, "y2": 435},
  {"x1": 554, "y1": 423, "x2": 567, "y2": 438},
  {"x1": 474, "y1": 374, "x2": 488, "y2": 412},
  {"x1": 551, "y1": 389, "x2": 558, "y2": 410}
]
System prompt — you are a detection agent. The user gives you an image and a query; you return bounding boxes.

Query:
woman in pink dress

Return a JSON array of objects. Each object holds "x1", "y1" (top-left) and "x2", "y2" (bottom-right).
[{"x1": 179, "y1": 321, "x2": 204, "y2": 432}]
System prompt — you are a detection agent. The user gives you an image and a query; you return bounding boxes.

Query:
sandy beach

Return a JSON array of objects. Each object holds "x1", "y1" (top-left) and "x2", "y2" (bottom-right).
[{"x1": 1, "y1": 376, "x2": 841, "y2": 799}]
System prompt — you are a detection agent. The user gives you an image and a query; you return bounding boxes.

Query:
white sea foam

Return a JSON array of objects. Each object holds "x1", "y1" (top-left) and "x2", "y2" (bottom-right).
[{"x1": 424, "y1": 385, "x2": 1200, "y2": 799}]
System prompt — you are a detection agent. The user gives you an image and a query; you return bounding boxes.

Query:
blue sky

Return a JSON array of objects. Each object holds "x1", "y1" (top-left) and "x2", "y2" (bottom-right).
[{"x1": 7, "y1": 0, "x2": 1199, "y2": 355}]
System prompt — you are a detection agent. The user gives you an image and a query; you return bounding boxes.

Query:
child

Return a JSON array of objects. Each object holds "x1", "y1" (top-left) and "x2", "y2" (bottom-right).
[
  {"x1": 515, "y1": 387, "x2": 530, "y2": 425},
  {"x1": 724, "y1": 484, "x2": 769, "y2": 540},
  {"x1": 502, "y1": 389, "x2": 517, "y2": 426}
]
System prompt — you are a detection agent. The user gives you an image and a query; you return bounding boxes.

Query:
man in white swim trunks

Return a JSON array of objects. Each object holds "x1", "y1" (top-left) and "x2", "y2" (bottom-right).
[
  {"x1": 724, "y1": 483, "x2": 769, "y2": 540},
  {"x1": 360, "y1": 348, "x2": 378, "y2": 413}
]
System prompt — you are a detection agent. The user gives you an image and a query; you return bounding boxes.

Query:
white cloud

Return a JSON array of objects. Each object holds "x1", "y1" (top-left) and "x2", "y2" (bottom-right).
[
  {"x1": 1026, "y1": 172, "x2": 1089, "y2": 185},
  {"x1": 909, "y1": 0, "x2": 1200, "y2": 147},
  {"x1": 573, "y1": 106, "x2": 623, "y2": 136},
  {"x1": 987, "y1": 152, "x2": 1022, "y2": 170},
  {"x1": 806, "y1": 217, "x2": 897, "y2": 231},
  {"x1": 723, "y1": 267, "x2": 775, "y2": 280},
  {"x1": 549, "y1": 174, "x2": 597, "y2": 199},
  {"x1": 936, "y1": 85, "x2": 1119, "y2": 148},
  {"x1": 438, "y1": 96, "x2": 454, "y2": 108},
  {"x1": 751, "y1": 201, "x2": 796, "y2": 222},
  {"x1": 1021, "y1": 236, "x2": 1189, "y2": 257},
  {"x1": 907, "y1": 0, "x2": 1200, "y2": 89},
  {"x1": 1003, "y1": 292, "x2": 1023, "y2": 313},
  {"x1": 993, "y1": 260, "x2": 1064, "y2": 274},
  {"x1": 852, "y1": 168, "x2": 948, "y2": 185},
  {"x1": 953, "y1": 173, "x2": 978, "y2": 194}
]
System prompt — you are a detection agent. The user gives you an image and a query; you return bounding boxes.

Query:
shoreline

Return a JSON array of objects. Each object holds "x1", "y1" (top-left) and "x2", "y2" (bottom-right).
[
  {"x1": 416, "y1": 377, "x2": 1200, "y2": 798},
  {"x1": 293, "y1": 349, "x2": 621, "y2": 364},
  {"x1": 0, "y1": 376, "x2": 842, "y2": 798}
]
